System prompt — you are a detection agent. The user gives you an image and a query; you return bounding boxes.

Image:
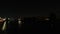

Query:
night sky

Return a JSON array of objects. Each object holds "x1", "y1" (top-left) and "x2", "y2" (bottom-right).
[{"x1": 0, "y1": 3, "x2": 57, "y2": 18}]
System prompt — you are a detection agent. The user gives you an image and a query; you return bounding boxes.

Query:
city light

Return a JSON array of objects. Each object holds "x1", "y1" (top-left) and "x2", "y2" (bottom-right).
[
  {"x1": 45, "y1": 18, "x2": 50, "y2": 21},
  {"x1": 18, "y1": 18, "x2": 21, "y2": 24},
  {"x1": 2, "y1": 21, "x2": 6, "y2": 31}
]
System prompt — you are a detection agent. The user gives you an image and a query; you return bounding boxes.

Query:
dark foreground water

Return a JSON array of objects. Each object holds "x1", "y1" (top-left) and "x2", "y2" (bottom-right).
[{"x1": 0, "y1": 19, "x2": 59, "y2": 34}]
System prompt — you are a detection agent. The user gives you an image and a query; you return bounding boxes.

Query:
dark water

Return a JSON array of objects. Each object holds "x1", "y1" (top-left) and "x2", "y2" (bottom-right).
[
  {"x1": 0, "y1": 22, "x2": 58, "y2": 34},
  {"x1": 0, "y1": 18, "x2": 57, "y2": 34}
]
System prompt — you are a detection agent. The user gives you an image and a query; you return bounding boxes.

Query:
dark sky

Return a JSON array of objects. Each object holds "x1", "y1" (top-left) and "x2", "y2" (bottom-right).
[
  {"x1": 16, "y1": 8, "x2": 56, "y2": 17},
  {"x1": 0, "y1": 3, "x2": 57, "y2": 18},
  {"x1": 56, "y1": 3, "x2": 60, "y2": 18}
]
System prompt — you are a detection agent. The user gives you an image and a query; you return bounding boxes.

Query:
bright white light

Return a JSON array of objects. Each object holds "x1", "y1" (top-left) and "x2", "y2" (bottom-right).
[
  {"x1": 18, "y1": 19, "x2": 21, "y2": 24},
  {"x1": 8, "y1": 18, "x2": 10, "y2": 20},
  {"x1": 45, "y1": 18, "x2": 49, "y2": 20},
  {"x1": 18, "y1": 21, "x2": 21, "y2": 24},
  {"x1": 3, "y1": 19, "x2": 6, "y2": 21}
]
